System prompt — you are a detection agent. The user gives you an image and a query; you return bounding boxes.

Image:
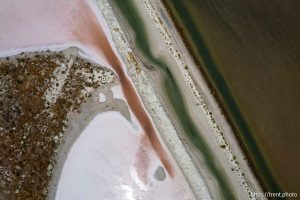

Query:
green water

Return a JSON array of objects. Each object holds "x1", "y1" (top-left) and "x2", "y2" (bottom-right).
[
  {"x1": 111, "y1": 0, "x2": 236, "y2": 199},
  {"x1": 162, "y1": 0, "x2": 284, "y2": 194}
]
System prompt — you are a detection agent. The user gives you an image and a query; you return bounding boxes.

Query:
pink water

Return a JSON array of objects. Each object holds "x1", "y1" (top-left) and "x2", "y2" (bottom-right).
[{"x1": 0, "y1": 0, "x2": 189, "y2": 198}]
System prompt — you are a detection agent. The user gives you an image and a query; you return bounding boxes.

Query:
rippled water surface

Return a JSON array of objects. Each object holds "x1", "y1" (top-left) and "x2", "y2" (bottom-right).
[{"x1": 163, "y1": 0, "x2": 300, "y2": 193}]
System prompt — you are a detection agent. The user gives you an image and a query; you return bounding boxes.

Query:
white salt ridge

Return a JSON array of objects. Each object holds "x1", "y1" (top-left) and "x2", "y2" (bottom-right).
[{"x1": 97, "y1": 0, "x2": 209, "y2": 199}]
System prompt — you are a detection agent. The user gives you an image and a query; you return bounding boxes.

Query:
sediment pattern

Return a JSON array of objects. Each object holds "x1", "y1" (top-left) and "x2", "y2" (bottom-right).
[{"x1": 0, "y1": 50, "x2": 115, "y2": 199}]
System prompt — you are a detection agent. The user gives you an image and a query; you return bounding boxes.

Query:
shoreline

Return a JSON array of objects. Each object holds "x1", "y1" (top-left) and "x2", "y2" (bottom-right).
[
  {"x1": 0, "y1": 0, "x2": 195, "y2": 198},
  {"x1": 97, "y1": 0, "x2": 214, "y2": 198},
  {"x1": 110, "y1": 0, "x2": 266, "y2": 198},
  {"x1": 157, "y1": 0, "x2": 269, "y2": 196},
  {"x1": 0, "y1": 0, "x2": 271, "y2": 199},
  {"x1": 159, "y1": 0, "x2": 284, "y2": 193}
]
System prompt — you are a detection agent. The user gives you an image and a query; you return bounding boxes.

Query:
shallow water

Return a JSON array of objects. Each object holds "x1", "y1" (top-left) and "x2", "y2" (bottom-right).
[
  {"x1": 163, "y1": 0, "x2": 300, "y2": 193},
  {"x1": 111, "y1": 0, "x2": 237, "y2": 199},
  {"x1": 0, "y1": 0, "x2": 179, "y2": 198},
  {"x1": 56, "y1": 111, "x2": 195, "y2": 200}
]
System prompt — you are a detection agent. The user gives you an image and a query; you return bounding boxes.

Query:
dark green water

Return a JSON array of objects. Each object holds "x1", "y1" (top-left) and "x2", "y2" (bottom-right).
[
  {"x1": 163, "y1": 0, "x2": 300, "y2": 195},
  {"x1": 112, "y1": 0, "x2": 236, "y2": 199}
]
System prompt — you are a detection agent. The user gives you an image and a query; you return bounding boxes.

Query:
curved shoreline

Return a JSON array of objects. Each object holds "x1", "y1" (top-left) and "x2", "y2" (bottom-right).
[
  {"x1": 0, "y1": 0, "x2": 270, "y2": 199},
  {"x1": 109, "y1": 0, "x2": 238, "y2": 199},
  {"x1": 97, "y1": 0, "x2": 214, "y2": 198},
  {"x1": 141, "y1": 0, "x2": 265, "y2": 198}
]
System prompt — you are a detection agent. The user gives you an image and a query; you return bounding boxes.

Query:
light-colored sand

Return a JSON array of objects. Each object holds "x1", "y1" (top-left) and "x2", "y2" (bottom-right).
[
  {"x1": 96, "y1": 0, "x2": 266, "y2": 198},
  {"x1": 97, "y1": 0, "x2": 212, "y2": 199},
  {"x1": 135, "y1": 0, "x2": 266, "y2": 199}
]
